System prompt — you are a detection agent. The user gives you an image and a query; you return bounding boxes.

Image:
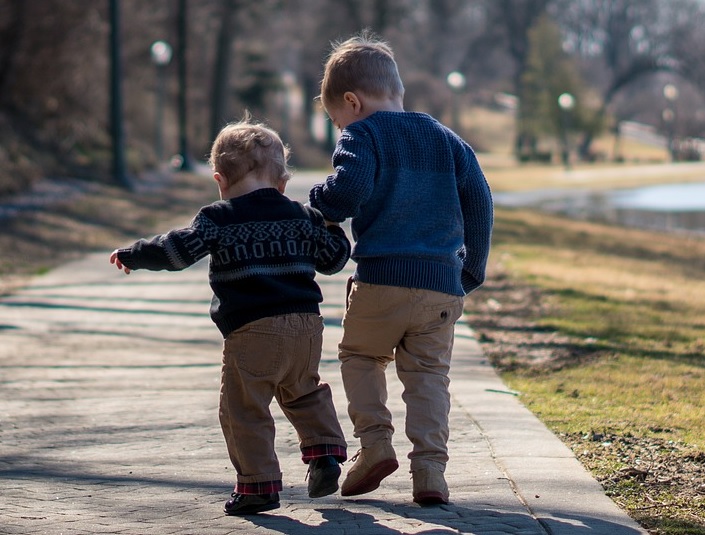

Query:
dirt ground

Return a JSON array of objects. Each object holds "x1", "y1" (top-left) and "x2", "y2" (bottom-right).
[{"x1": 464, "y1": 265, "x2": 705, "y2": 533}]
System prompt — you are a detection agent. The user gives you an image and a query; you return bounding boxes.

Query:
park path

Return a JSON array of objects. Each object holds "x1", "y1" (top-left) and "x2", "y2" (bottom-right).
[{"x1": 0, "y1": 172, "x2": 648, "y2": 534}]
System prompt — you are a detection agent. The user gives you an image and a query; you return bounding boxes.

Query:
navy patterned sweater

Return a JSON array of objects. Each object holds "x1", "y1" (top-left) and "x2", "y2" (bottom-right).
[
  {"x1": 116, "y1": 188, "x2": 350, "y2": 337},
  {"x1": 309, "y1": 111, "x2": 493, "y2": 296}
]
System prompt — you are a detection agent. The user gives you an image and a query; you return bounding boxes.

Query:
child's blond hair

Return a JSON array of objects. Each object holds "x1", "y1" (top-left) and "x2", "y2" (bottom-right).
[
  {"x1": 209, "y1": 114, "x2": 290, "y2": 186},
  {"x1": 320, "y1": 31, "x2": 404, "y2": 112}
]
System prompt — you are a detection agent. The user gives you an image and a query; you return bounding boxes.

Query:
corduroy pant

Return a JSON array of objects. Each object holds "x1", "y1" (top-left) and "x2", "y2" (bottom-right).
[
  {"x1": 339, "y1": 281, "x2": 464, "y2": 471},
  {"x1": 219, "y1": 313, "x2": 347, "y2": 493}
]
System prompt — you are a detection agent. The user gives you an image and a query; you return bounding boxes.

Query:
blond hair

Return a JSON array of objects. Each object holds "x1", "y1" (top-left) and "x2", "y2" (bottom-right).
[
  {"x1": 320, "y1": 31, "x2": 404, "y2": 112},
  {"x1": 208, "y1": 113, "x2": 290, "y2": 186}
]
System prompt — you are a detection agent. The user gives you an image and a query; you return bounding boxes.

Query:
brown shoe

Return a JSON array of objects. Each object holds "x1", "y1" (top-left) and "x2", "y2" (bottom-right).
[
  {"x1": 341, "y1": 439, "x2": 398, "y2": 496},
  {"x1": 412, "y1": 466, "x2": 449, "y2": 505}
]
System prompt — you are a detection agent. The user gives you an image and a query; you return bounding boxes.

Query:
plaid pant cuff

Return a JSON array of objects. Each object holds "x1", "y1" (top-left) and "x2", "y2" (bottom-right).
[
  {"x1": 301, "y1": 444, "x2": 347, "y2": 463},
  {"x1": 235, "y1": 480, "x2": 283, "y2": 495}
]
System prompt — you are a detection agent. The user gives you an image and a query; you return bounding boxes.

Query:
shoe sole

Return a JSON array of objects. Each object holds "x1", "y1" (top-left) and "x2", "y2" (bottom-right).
[
  {"x1": 413, "y1": 491, "x2": 449, "y2": 506},
  {"x1": 224, "y1": 502, "x2": 280, "y2": 515},
  {"x1": 341, "y1": 459, "x2": 399, "y2": 496},
  {"x1": 309, "y1": 481, "x2": 339, "y2": 498}
]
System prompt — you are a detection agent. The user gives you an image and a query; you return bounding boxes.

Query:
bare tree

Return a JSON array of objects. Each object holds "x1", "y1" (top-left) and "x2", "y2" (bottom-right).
[
  {"x1": 482, "y1": 0, "x2": 552, "y2": 95},
  {"x1": 0, "y1": 0, "x2": 26, "y2": 103},
  {"x1": 472, "y1": 0, "x2": 552, "y2": 154},
  {"x1": 4, "y1": 0, "x2": 705, "y2": 195},
  {"x1": 553, "y1": 0, "x2": 673, "y2": 156},
  {"x1": 0, "y1": 1, "x2": 110, "y2": 176},
  {"x1": 663, "y1": 0, "x2": 705, "y2": 91},
  {"x1": 209, "y1": 0, "x2": 238, "y2": 141}
]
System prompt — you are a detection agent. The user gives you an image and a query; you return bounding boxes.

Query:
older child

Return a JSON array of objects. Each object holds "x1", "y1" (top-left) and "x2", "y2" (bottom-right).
[
  {"x1": 309, "y1": 33, "x2": 493, "y2": 505},
  {"x1": 111, "y1": 116, "x2": 349, "y2": 515}
]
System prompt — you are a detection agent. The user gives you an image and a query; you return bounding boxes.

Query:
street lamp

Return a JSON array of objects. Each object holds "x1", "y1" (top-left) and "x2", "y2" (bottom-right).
[
  {"x1": 446, "y1": 71, "x2": 466, "y2": 136},
  {"x1": 663, "y1": 83, "x2": 679, "y2": 161},
  {"x1": 150, "y1": 40, "x2": 172, "y2": 164},
  {"x1": 280, "y1": 71, "x2": 296, "y2": 146},
  {"x1": 558, "y1": 92, "x2": 575, "y2": 169}
]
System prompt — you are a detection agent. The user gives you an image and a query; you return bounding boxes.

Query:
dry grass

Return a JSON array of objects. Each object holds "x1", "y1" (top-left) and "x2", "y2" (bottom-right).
[
  {"x1": 0, "y1": 172, "x2": 217, "y2": 295},
  {"x1": 469, "y1": 206, "x2": 705, "y2": 533},
  {"x1": 483, "y1": 160, "x2": 705, "y2": 192}
]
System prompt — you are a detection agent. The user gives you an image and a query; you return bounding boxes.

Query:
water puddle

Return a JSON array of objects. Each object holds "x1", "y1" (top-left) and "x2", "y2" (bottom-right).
[{"x1": 494, "y1": 182, "x2": 705, "y2": 235}]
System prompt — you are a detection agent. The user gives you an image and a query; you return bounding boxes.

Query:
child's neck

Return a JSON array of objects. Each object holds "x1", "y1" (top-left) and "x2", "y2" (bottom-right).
[
  {"x1": 220, "y1": 174, "x2": 281, "y2": 200},
  {"x1": 361, "y1": 95, "x2": 404, "y2": 115}
]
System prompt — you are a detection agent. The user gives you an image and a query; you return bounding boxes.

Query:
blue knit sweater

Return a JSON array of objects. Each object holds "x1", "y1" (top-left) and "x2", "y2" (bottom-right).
[{"x1": 309, "y1": 111, "x2": 493, "y2": 296}]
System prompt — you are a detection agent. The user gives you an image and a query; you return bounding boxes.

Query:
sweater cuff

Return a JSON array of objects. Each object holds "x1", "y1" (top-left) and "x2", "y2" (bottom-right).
[
  {"x1": 461, "y1": 270, "x2": 481, "y2": 295},
  {"x1": 116, "y1": 249, "x2": 136, "y2": 270},
  {"x1": 325, "y1": 225, "x2": 347, "y2": 238},
  {"x1": 308, "y1": 186, "x2": 346, "y2": 223}
]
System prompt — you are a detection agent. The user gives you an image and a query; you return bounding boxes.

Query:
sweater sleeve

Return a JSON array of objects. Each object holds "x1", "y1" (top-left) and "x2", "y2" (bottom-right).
[
  {"x1": 305, "y1": 206, "x2": 351, "y2": 275},
  {"x1": 456, "y1": 145, "x2": 493, "y2": 294},
  {"x1": 116, "y1": 213, "x2": 211, "y2": 272},
  {"x1": 308, "y1": 126, "x2": 376, "y2": 222}
]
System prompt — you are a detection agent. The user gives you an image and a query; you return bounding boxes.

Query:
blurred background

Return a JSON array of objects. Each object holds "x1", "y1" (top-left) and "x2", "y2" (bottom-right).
[{"x1": 1, "y1": 0, "x2": 704, "y2": 194}]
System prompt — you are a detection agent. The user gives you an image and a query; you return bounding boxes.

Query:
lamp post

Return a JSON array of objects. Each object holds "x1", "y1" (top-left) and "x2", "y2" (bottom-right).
[
  {"x1": 446, "y1": 71, "x2": 466, "y2": 136},
  {"x1": 280, "y1": 71, "x2": 296, "y2": 145},
  {"x1": 108, "y1": 0, "x2": 131, "y2": 189},
  {"x1": 150, "y1": 40, "x2": 172, "y2": 164},
  {"x1": 176, "y1": 0, "x2": 192, "y2": 171},
  {"x1": 663, "y1": 83, "x2": 678, "y2": 161},
  {"x1": 612, "y1": 120, "x2": 623, "y2": 162},
  {"x1": 558, "y1": 92, "x2": 575, "y2": 169}
]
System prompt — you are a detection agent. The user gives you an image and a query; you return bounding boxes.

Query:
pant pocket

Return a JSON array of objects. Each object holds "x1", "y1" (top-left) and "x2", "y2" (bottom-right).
[
  {"x1": 235, "y1": 330, "x2": 284, "y2": 377},
  {"x1": 421, "y1": 296, "x2": 464, "y2": 329}
]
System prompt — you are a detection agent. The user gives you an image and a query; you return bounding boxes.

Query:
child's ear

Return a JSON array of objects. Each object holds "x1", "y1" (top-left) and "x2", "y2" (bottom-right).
[
  {"x1": 343, "y1": 91, "x2": 362, "y2": 114},
  {"x1": 214, "y1": 172, "x2": 226, "y2": 187}
]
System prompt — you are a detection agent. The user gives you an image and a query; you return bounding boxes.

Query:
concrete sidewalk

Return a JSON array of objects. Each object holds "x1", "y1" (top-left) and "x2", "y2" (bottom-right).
[{"x1": 0, "y1": 173, "x2": 648, "y2": 534}]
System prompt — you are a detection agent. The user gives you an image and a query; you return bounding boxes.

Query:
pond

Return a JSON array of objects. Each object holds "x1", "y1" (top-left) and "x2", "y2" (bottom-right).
[
  {"x1": 493, "y1": 182, "x2": 705, "y2": 235},
  {"x1": 610, "y1": 182, "x2": 705, "y2": 211}
]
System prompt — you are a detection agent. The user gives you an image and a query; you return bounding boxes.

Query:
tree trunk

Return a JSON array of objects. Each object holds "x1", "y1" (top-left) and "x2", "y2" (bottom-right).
[
  {"x1": 0, "y1": 0, "x2": 26, "y2": 103},
  {"x1": 210, "y1": 0, "x2": 238, "y2": 142}
]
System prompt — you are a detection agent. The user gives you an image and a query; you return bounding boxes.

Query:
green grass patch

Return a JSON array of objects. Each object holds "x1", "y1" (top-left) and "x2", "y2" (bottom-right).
[
  {"x1": 506, "y1": 354, "x2": 705, "y2": 448},
  {"x1": 480, "y1": 207, "x2": 705, "y2": 533}
]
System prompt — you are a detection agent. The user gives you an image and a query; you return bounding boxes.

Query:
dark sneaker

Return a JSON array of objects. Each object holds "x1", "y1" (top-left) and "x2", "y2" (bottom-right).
[
  {"x1": 223, "y1": 492, "x2": 280, "y2": 515},
  {"x1": 307, "y1": 455, "x2": 341, "y2": 498}
]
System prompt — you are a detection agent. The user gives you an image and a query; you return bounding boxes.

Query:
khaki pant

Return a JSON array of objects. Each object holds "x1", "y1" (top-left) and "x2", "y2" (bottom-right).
[
  {"x1": 219, "y1": 313, "x2": 346, "y2": 487},
  {"x1": 339, "y1": 281, "x2": 464, "y2": 471}
]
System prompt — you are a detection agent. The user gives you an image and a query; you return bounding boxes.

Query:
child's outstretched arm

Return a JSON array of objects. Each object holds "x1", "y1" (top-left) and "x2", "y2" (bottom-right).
[{"x1": 108, "y1": 210, "x2": 213, "y2": 275}]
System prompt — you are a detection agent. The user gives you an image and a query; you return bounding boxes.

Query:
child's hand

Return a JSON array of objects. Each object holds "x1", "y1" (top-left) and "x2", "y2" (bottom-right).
[{"x1": 109, "y1": 250, "x2": 131, "y2": 274}]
